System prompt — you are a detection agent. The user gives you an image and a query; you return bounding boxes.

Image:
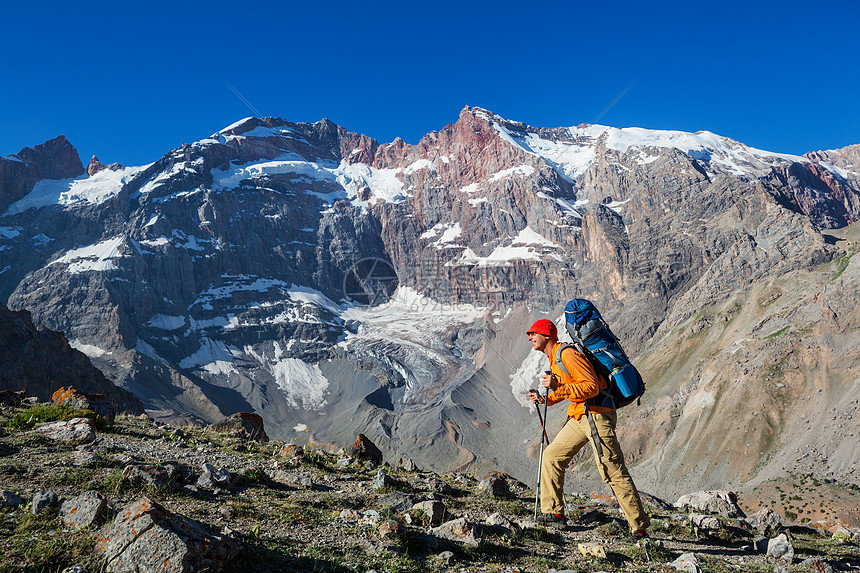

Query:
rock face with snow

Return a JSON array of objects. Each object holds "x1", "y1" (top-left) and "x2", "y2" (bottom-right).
[
  {"x1": 1, "y1": 107, "x2": 859, "y2": 498},
  {"x1": 0, "y1": 135, "x2": 85, "y2": 213},
  {"x1": 0, "y1": 301, "x2": 143, "y2": 413}
]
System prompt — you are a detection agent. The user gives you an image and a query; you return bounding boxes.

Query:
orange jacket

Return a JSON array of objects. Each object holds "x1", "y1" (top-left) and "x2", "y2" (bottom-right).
[{"x1": 546, "y1": 341, "x2": 613, "y2": 420}]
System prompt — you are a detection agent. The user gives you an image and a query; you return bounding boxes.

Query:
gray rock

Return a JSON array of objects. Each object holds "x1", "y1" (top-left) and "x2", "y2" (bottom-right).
[
  {"x1": 477, "y1": 473, "x2": 512, "y2": 498},
  {"x1": 426, "y1": 478, "x2": 453, "y2": 495},
  {"x1": 377, "y1": 492, "x2": 416, "y2": 513},
  {"x1": 396, "y1": 457, "x2": 419, "y2": 472},
  {"x1": 36, "y1": 418, "x2": 96, "y2": 443},
  {"x1": 0, "y1": 489, "x2": 24, "y2": 508},
  {"x1": 122, "y1": 463, "x2": 176, "y2": 488},
  {"x1": 436, "y1": 550, "x2": 455, "y2": 565},
  {"x1": 70, "y1": 449, "x2": 99, "y2": 467},
  {"x1": 429, "y1": 517, "x2": 482, "y2": 547},
  {"x1": 60, "y1": 567, "x2": 87, "y2": 573},
  {"x1": 412, "y1": 500, "x2": 446, "y2": 526},
  {"x1": 747, "y1": 507, "x2": 783, "y2": 534},
  {"x1": 669, "y1": 552, "x2": 701, "y2": 572},
  {"x1": 32, "y1": 490, "x2": 58, "y2": 514},
  {"x1": 674, "y1": 490, "x2": 745, "y2": 517},
  {"x1": 799, "y1": 557, "x2": 834, "y2": 573},
  {"x1": 350, "y1": 434, "x2": 382, "y2": 464},
  {"x1": 60, "y1": 490, "x2": 108, "y2": 529},
  {"x1": 97, "y1": 497, "x2": 240, "y2": 572},
  {"x1": 485, "y1": 512, "x2": 515, "y2": 530},
  {"x1": 689, "y1": 513, "x2": 721, "y2": 531},
  {"x1": 374, "y1": 469, "x2": 396, "y2": 490},
  {"x1": 336, "y1": 456, "x2": 354, "y2": 469},
  {"x1": 197, "y1": 463, "x2": 231, "y2": 489},
  {"x1": 765, "y1": 533, "x2": 794, "y2": 562}
]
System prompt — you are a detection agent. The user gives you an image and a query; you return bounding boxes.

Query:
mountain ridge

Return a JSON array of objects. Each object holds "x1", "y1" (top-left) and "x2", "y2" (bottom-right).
[{"x1": 1, "y1": 107, "x2": 858, "y2": 504}]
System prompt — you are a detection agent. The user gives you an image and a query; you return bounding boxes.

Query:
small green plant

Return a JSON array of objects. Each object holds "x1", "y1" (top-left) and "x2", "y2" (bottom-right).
[{"x1": 7, "y1": 404, "x2": 108, "y2": 431}]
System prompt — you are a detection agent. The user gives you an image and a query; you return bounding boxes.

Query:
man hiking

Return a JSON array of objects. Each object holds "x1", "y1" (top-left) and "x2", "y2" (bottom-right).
[{"x1": 526, "y1": 318, "x2": 650, "y2": 537}]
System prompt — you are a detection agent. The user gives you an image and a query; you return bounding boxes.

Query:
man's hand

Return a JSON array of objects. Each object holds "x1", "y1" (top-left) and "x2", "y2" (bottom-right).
[
  {"x1": 541, "y1": 372, "x2": 558, "y2": 392},
  {"x1": 527, "y1": 391, "x2": 545, "y2": 404}
]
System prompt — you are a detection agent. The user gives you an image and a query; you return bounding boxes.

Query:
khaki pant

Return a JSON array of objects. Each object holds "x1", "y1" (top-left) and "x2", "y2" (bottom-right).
[{"x1": 540, "y1": 410, "x2": 650, "y2": 533}]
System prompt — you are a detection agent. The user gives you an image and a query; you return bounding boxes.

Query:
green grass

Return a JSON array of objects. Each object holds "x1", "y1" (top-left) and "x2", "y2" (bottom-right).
[
  {"x1": 0, "y1": 508, "x2": 104, "y2": 573},
  {"x1": 831, "y1": 253, "x2": 855, "y2": 282},
  {"x1": 764, "y1": 326, "x2": 791, "y2": 339},
  {"x1": 6, "y1": 404, "x2": 109, "y2": 431}
]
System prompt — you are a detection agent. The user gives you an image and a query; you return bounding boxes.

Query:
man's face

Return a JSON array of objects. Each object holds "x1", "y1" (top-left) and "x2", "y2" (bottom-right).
[{"x1": 528, "y1": 331, "x2": 550, "y2": 352}]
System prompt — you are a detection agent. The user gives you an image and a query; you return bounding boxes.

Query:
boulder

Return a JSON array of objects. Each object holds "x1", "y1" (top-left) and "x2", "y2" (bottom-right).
[
  {"x1": 747, "y1": 507, "x2": 783, "y2": 534},
  {"x1": 0, "y1": 489, "x2": 24, "y2": 508},
  {"x1": 121, "y1": 463, "x2": 177, "y2": 488},
  {"x1": 376, "y1": 492, "x2": 417, "y2": 513},
  {"x1": 197, "y1": 463, "x2": 232, "y2": 489},
  {"x1": 36, "y1": 417, "x2": 96, "y2": 443},
  {"x1": 32, "y1": 490, "x2": 58, "y2": 514},
  {"x1": 60, "y1": 490, "x2": 108, "y2": 529},
  {"x1": 52, "y1": 386, "x2": 115, "y2": 422},
  {"x1": 279, "y1": 444, "x2": 304, "y2": 458},
  {"x1": 756, "y1": 533, "x2": 793, "y2": 561},
  {"x1": 804, "y1": 519, "x2": 860, "y2": 542},
  {"x1": 429, "y1": 517, "x2": 482, "y2": 547},
  {"x1": 96, "y1": 497, "x2": 240, "y2": 572},
  {"x1": 70, "y1": 449, "x2": 99, "y2": 467},
  {"x1": 378, "y1": 520, "x2": 404, "y2": 539},
  {"x1": 426, "y1": 478, "x2": 453, "y2": 495},
  {"x1": 485, "y1": 512, "x2": 515, "y2": 530},
  {"x1": 478, "y1": 471, "x2": 512, "y2": 498},
  {"x1": 374, "y1": 469, "x2": 396, "y2": 490},
  {"x1": 412, "y1": 500, "x2": 446, "y2": 526},
  {"x1": 396, "y1": 457, "x2": 419, "y2": 472},
  {"x1": 211, "y1": 412, "x2": 268, "y2": 442},
  {"x1": 669, "y1": 552, "x2": 701, "y2": 572},
  {"x1": 349, "y1": 434, "x2": 382, "y2": 464},
  {"x1": 674, "y1": 490, "x2": 745, "y2": 518},
  {"x1": 0, "y1": 389, "x2": 25, "y2": 407},
  {"x1": 689, "y1": 513, "x2": 722, "y2": 532},
  {"x1": 799, "y1": 557, "x2": 835, "y2": 573}
]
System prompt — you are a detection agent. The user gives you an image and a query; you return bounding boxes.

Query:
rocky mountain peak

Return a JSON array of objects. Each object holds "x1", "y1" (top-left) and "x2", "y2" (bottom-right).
[
  {"x1": 87, "y1": 155, "x2": 106, "y2": 176},
  {"x1": 0, "y1": 134, "x2": 85, "y2": 213}
]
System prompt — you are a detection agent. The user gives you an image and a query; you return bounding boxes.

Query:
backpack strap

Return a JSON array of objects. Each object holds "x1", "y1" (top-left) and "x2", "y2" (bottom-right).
[{"x1": 554, "y1": 343, "x2": 615, "y2": 410}]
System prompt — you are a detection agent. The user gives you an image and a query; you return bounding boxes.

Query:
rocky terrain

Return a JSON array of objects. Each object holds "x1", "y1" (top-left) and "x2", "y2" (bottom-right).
[
  {"x1": 1, "y1": 397, "x2": 859, "y2": 573},
  {"x1": 1, "y1": 107, "x2": 859, "y2": 515}
]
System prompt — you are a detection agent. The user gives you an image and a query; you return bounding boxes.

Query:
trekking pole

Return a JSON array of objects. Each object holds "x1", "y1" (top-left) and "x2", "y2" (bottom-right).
[
  {"x1": 532, "y1": 379, "x2": 551, "y2": 521},
  {"x1": 530, "y1": 389, "x2": 544, "y2": 520}
]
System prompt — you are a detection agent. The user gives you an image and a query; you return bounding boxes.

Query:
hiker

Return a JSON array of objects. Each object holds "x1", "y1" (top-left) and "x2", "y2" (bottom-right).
[{"x1": 526, "y1": 318, "x2": 650, "y2": 537}]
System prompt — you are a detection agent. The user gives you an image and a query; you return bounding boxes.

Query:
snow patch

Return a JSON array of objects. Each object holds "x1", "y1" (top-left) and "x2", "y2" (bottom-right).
[
  {"x1": 488, "y1": 165, "x2": 535, "y2": 182},
  {"x1": 69, "y1": 340, "x2": 110, "y2": 359},
  {"x1": 4, "y1": 165, "x2": 148, "y2": 215},
  {"x1": 51, "y1": 236, "x2": 125, "y2": 274},
  {"x1": 510, "y1": 350, "x2": 547, "y2": 407},
  {"x1": 268, "y1": 354, "x2": 329, "y2": 409}
]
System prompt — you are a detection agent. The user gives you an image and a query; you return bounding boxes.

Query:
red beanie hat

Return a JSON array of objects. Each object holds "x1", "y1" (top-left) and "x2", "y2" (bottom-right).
[{"x1": 526, "y1": 319, "x2": 558, "y2": 340}]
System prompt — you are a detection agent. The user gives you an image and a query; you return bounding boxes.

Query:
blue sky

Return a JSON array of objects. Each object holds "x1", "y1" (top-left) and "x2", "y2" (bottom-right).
[{"x1": 2, "y1": 1, "x2": 858, "y2": 167}]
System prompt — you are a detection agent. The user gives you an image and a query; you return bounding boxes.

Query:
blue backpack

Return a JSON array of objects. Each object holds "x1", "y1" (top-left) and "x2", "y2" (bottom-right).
[{"x1": 561, "y1": 298, "x2": 645, "y2": 408}]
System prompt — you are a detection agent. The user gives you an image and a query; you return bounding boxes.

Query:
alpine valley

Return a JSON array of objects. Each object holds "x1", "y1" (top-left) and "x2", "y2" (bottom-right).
[{"x1": 2, "y1": 107, "x2": 859, "y2": 517}]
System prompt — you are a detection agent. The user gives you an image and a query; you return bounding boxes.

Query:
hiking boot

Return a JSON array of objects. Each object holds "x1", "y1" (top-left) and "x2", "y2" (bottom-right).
[
  {"x1": 631, "y1": 529, "x2": 649, "y2": 540},
  {"x1": 536, "y1": 513, "x2": 567, "y2": 527}
]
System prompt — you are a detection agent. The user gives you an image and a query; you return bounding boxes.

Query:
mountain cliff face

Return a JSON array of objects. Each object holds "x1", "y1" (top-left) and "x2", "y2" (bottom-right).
[
  {"x1": 1, "y1": 107, "x2": 858, "y2": 499},
  {"x1": 0, "y1": 301, "x2": 143, "y2": 412}
]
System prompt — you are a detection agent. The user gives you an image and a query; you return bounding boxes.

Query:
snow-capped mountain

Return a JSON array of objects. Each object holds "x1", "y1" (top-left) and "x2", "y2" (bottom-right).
[{"x1": 1, "y1": 107, "x2": 858, "y2": 497}]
